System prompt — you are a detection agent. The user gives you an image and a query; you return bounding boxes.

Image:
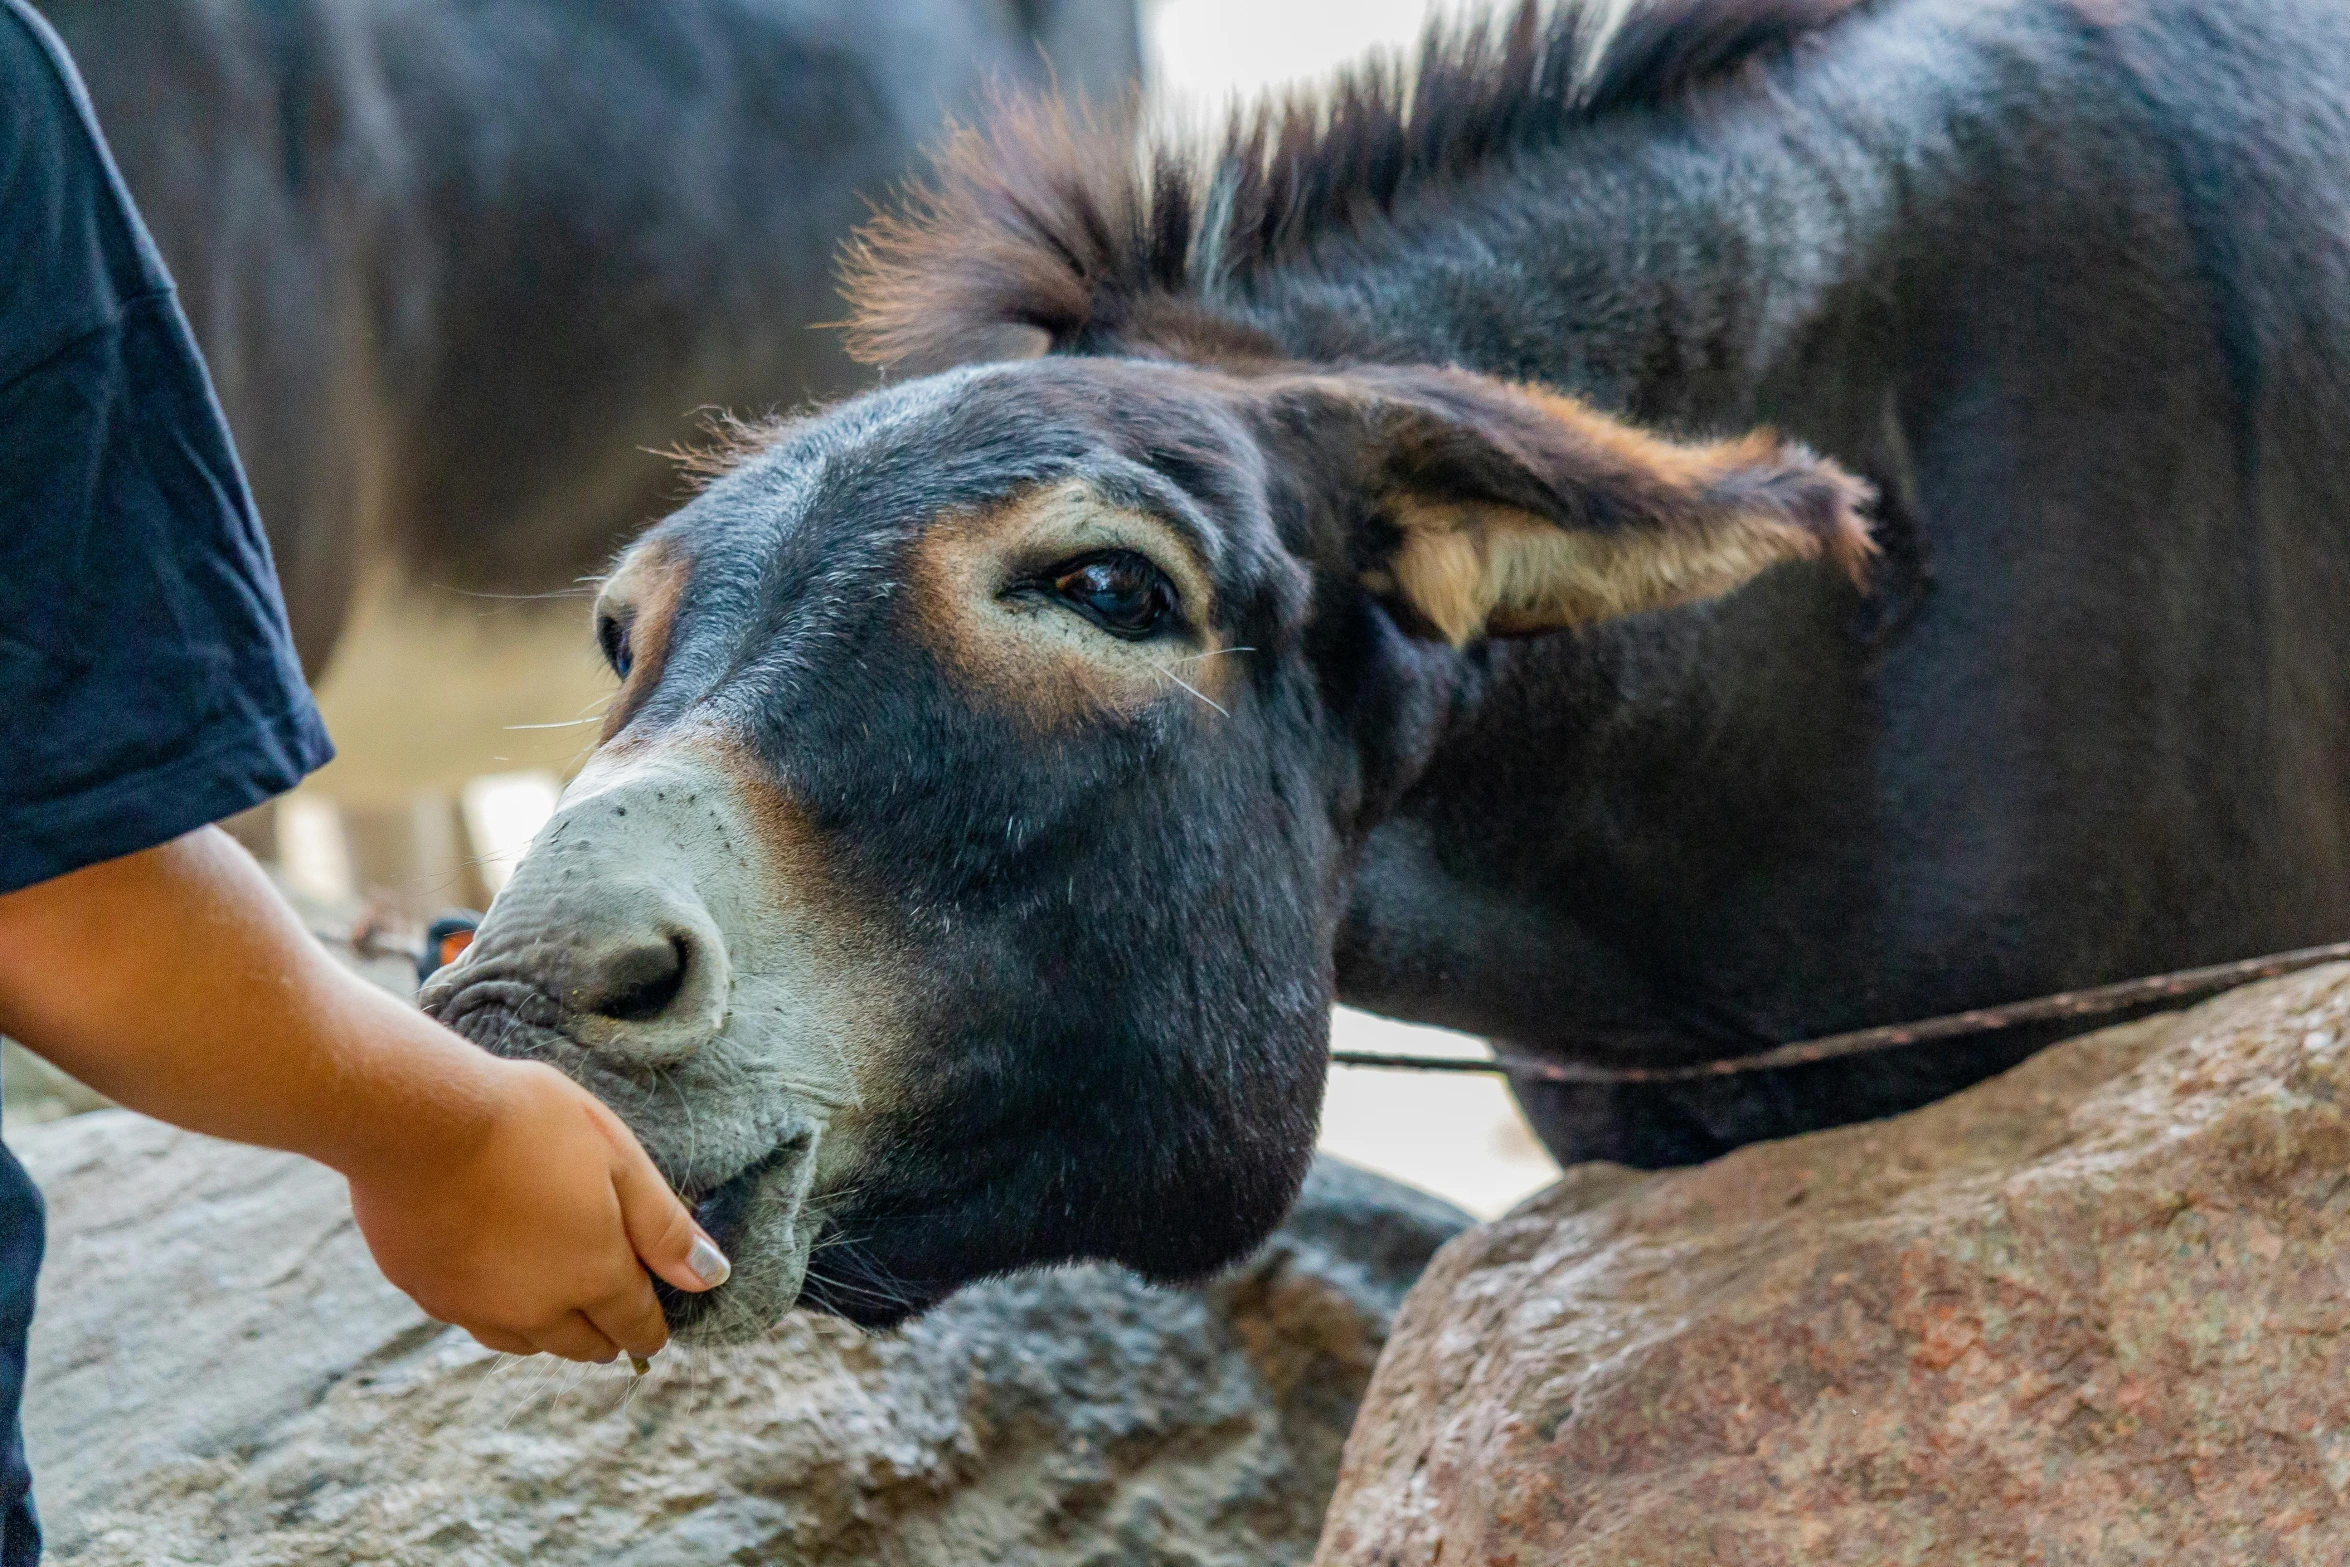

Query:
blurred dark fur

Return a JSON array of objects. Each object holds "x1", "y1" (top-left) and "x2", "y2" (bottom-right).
[
  {"x1": 844, "y1": 0, "x2": 1869, "y2": 369},
  {"x1": 37, "y1": 0, "x2": 1142, "y2": 672}
]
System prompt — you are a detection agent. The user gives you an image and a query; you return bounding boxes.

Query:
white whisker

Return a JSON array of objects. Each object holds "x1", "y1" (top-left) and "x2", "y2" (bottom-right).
[
  {"x1": 665, "y1": 1071, "x2": 703, "y2": 1188},
  {"x1": 1166, "y1": 645, "x2": 1255, "y2": 668},
  {"x1": 1146, "y1": 659, "x2": 1228, "y2": 717},
  {"x1": 544, "y1": 1358, "x2": 598, "y2": 1418},
  {"x1": 495, "y1": 1355, "x2": 563, "y2": 1431},
  {"x1": 434, "y1": 585, "x2": 598, "y2": 602}
]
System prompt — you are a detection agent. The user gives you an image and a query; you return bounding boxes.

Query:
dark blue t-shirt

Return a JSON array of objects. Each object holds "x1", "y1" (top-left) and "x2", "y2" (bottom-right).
[
  {"x1": 3, "y1": 5, "x2": 333, "y2": 1560},
  {"x1": 0, "y1": 0, "x2": 332, "y2": 895}
]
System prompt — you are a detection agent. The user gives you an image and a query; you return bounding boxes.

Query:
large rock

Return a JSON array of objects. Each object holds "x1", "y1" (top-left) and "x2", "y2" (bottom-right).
[
  {"x1": 17, "y1": 1117, "x2": 1467, "y2": 1566},
  {"x1": 1317, "y1": 964, "x2": 2350, "y2": 1566}
]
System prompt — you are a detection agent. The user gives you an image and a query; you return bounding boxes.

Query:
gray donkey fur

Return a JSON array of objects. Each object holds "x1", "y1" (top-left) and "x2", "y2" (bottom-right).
[{"x1": 847, "y1": 0, "x2": 2350, "y2": 1164}]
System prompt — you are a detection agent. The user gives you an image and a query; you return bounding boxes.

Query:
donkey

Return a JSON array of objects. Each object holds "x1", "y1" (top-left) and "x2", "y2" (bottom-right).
[
  {"x1": 34, "y1": 0, "x2": 1141, "y2": 672},
  {"x1": 426, "y1": 0, "x2": 2350, "y2": 1337}
]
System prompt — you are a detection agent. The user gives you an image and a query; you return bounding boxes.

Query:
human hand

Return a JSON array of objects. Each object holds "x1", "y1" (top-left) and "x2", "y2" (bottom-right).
[
  {"x1": 0, "y1": 829, "x2": 729, "y2": 1363},
  {"x1": 344, "y1": 1057, "x2": 728, "y2": 1363}
]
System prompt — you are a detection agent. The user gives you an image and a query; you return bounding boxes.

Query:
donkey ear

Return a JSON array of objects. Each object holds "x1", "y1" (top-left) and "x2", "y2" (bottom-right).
[{"x1": 1269, "y1": 369, "x2": 1876, "y2": 646}]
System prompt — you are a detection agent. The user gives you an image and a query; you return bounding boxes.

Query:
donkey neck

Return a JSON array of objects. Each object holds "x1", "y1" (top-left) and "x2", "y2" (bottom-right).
[
  {"x1": 1302, "y1": 8, "x2": 1984, "y2": 1055},
  {"x1": 1220, "y1": 22, "x2": 1930, "y2": 437}
]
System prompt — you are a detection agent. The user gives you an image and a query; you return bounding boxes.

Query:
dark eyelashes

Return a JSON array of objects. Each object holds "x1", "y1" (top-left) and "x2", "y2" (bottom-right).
[
  {"x1": 1017, "y1": 549, "x2": 1181, "y2": 640},
  {"x1": 597, "y1": 612, "x2": 635, "y2": 679}
]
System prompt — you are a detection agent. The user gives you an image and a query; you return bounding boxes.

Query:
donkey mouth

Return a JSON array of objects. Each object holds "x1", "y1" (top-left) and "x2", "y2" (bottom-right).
[
  {"x1": 680, "y1": 1134, "x2": 805, "y2": 1250},
  {"x1": 427, "y1": 986, "x2": 824, "y2": 1337},
  {"x1": 657, "y1": 1128, "x2": 818, "y2": 1333}
]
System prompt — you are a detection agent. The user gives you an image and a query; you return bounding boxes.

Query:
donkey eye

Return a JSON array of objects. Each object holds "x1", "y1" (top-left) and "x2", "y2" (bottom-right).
[
  {"x1": 1047, "y1": 551, "x2": 1177, "y2": 639},
  {"x1": 597, "y1": 612, "x2": 635, "y2": 680}
]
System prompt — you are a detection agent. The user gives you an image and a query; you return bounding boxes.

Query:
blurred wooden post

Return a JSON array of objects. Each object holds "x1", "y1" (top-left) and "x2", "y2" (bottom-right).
[
  {"x1": 458, "y1": 771, "x2": 562, "y2": 898},
  {"x1": 340, "y1": 793, "x2": 491, "y2": 915},
  {"x1": 217, "y1": 799, "x2": 279, "y2": 862},
  {"x1": 210, "y1": 776, "x2": 542, "y2": 922},
  {"x1": 276, "y1": 796, "x2": 356, "y2": 907}
]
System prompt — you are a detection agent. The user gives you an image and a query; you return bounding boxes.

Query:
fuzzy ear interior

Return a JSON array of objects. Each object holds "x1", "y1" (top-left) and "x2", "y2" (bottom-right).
[{"x1": 1268, "y1": 369, "x2": 1877, "y2": 645}]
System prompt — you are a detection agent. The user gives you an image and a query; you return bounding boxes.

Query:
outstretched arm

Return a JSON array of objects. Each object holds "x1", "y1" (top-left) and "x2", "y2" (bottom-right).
[{"x1": 0, "y1": 825, "x2": 727, "y2": 1364}]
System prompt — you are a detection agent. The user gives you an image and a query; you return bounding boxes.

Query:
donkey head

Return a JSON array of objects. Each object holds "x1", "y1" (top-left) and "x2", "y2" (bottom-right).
[{"x1": 421, "y1": 353, "x2": 1869, "y2": 1336}]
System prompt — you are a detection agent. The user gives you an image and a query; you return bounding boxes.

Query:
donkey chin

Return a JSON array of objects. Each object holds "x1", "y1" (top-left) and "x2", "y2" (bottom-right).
[{"x1": 418, "y1": 743, "x2": 874, "y2": 1344}]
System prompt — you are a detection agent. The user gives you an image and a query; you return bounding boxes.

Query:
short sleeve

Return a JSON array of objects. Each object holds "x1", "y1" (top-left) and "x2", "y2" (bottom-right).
[{"x1": 0, "y1": 0, "x2": 332, "y2": 893}]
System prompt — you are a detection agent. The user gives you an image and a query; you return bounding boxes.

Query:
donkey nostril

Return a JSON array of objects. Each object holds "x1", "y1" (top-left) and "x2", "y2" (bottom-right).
[{"x1": 581, "y1": 935, "x2": 690, "y2": 1024}]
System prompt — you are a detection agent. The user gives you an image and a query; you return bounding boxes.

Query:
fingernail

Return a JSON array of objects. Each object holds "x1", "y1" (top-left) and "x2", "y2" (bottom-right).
[
  {"x1": 630, "y1": 1354, "x2": 653, "y2": 1377},
  {"x1": 688, "y1": 1234, "x2": 732, "y2": 1287}
]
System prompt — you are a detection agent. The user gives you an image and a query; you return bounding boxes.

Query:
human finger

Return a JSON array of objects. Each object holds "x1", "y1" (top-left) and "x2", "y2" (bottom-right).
[
  {"x1": 601, "y1": 1118, "x2": 730, "y2": 1296},
  {"x1": 466, "y1": 1325, "x2": 538, "y2": 1357},
  {"x1": 526, "y1": 1312, "x2": 622, "y2": 1364},
  {"x1": 583, "y1": 1271, "x2": 671, "y2": 1362}
]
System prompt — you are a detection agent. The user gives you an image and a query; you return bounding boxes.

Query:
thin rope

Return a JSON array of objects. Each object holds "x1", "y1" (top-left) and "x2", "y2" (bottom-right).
[{"x1": 1331, "y1": 939, "x2": 2350, "y2": 1085}]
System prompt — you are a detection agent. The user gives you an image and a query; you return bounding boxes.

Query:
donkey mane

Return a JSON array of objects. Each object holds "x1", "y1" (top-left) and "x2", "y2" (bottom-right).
[{"x1": 841, "y1": 0, "x2": 1871, "y2": 371}]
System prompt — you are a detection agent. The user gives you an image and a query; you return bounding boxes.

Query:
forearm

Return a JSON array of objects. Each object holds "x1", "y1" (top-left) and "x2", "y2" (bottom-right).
[
  {"x1": 0, "y1": 824, "x2": 722, "y2": 1361},
  {"x1": 0, "y1": 827, "x2": 497, "y2": 1179}
]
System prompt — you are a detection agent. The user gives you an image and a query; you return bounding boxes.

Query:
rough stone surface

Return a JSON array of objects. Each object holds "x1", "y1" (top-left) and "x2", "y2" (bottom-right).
[
  {"x1": 1317, "y1": 965, "x2": 2350, "y2": 1566},
  {"x1": 0, "y1": 1041, "x2": 110, "y2": 1129},
  {"x1": 17, "y1": 1117, "x2": 1467, "y2": 1566}
]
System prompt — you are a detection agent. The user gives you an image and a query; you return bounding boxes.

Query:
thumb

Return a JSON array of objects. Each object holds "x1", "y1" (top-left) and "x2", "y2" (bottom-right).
[{"x1": 606, "y1": 1126, "x2": 731, "y2": 1295}]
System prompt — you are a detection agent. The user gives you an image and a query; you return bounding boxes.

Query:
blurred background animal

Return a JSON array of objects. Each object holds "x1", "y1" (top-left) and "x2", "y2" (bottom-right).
[{"x1": 34, "y1": 0, "x2": 1144, "y2": 675}]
